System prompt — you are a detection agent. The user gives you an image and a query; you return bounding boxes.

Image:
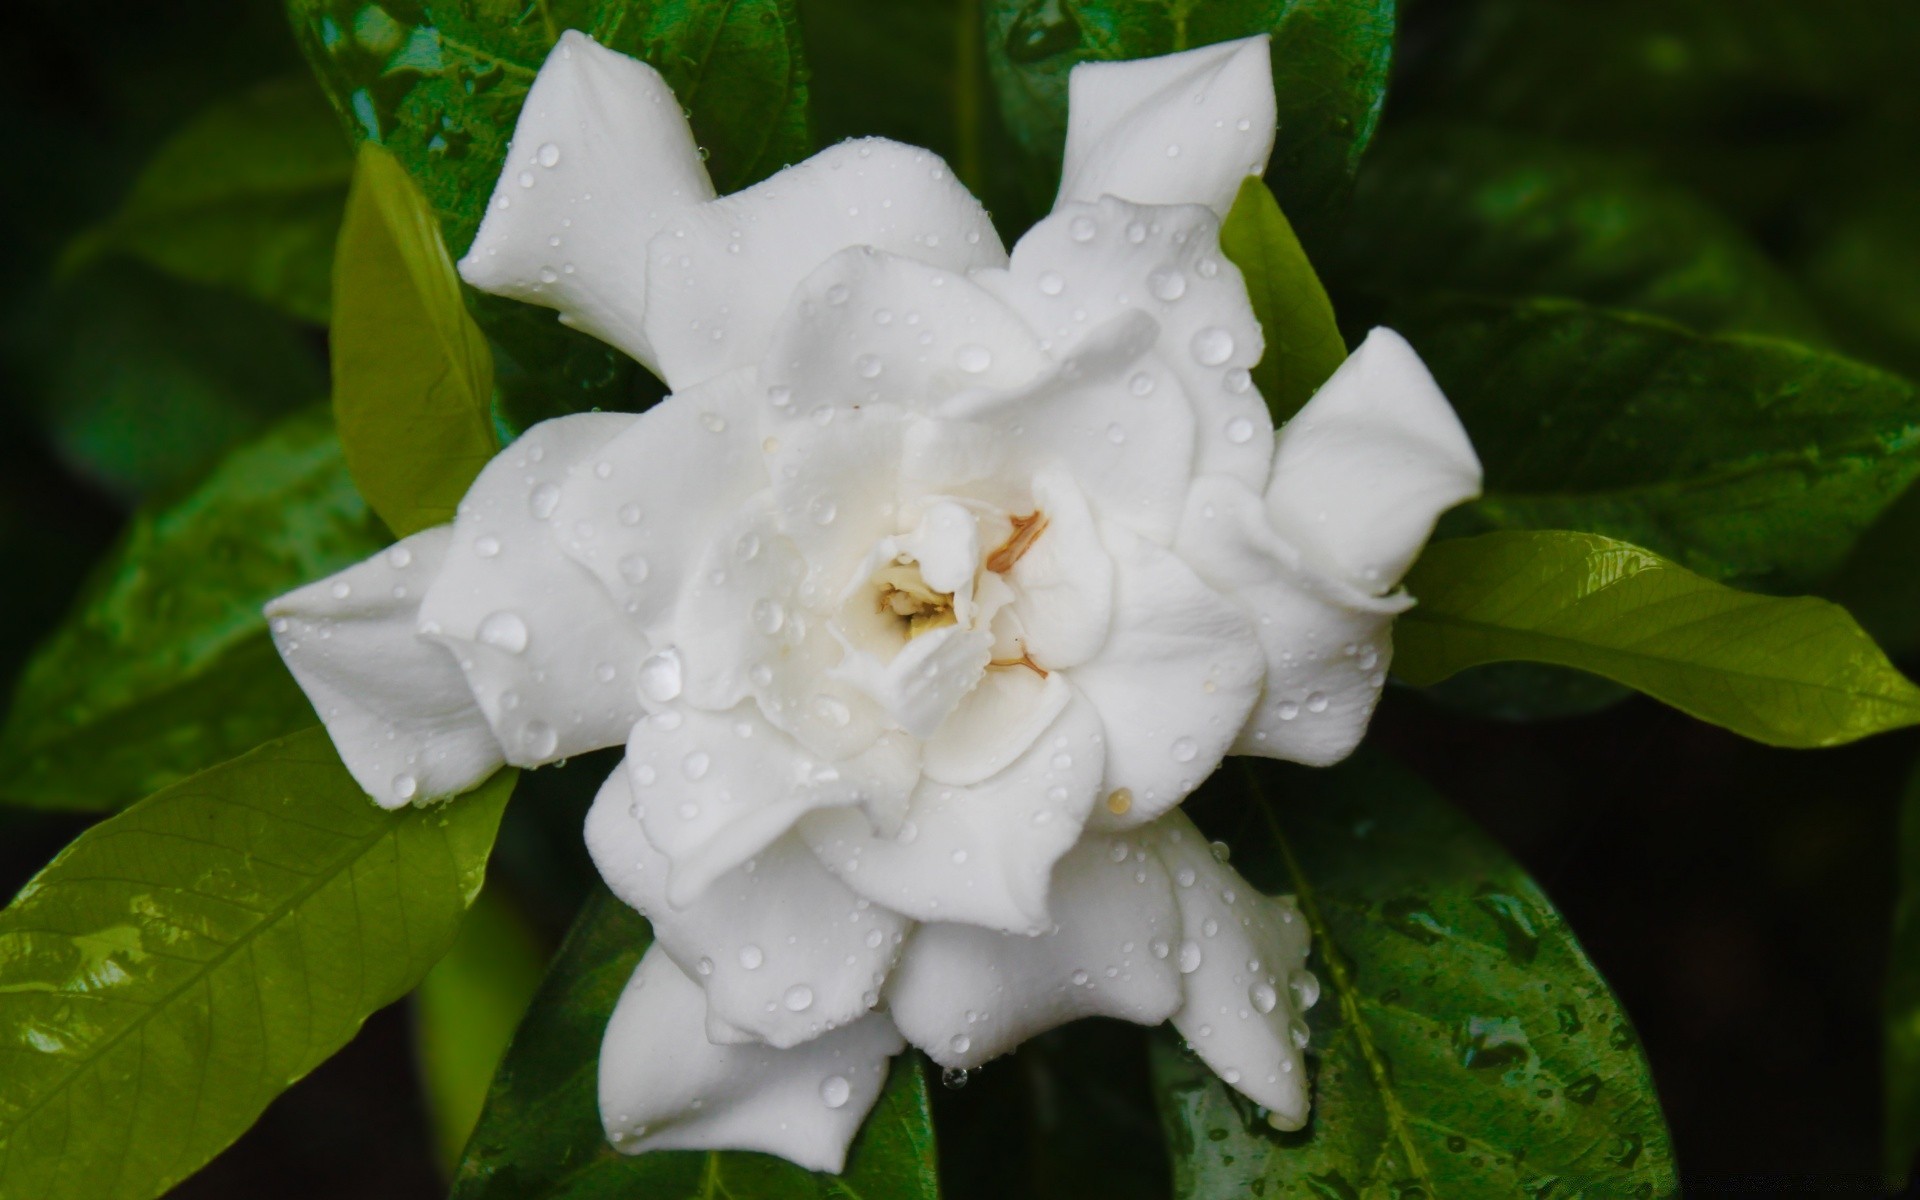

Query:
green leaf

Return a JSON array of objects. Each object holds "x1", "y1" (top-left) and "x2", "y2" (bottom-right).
[
  {"x1": 983, "y1": 0, "x2": 1394, "y2": 238},
  {"x1": 416, "y1": 886, "x2": 547, "y2": 1176},
  {"x1": 287, "y1": 0, "x2": 812, "y2": 418},
  {"x1": 65, "y1": 76, "x2": 351, "y2": 324},
  {"x1": 1798, "y1": 180, "x2": 1920, "y2": 383},
  {"x1": 1218, "y1": 176, "x2": 1345, "y2": 423},
  {"x1": 1395, "y1": 530, "x2": 1920, "y2": 748},
  {"x1": 1887, "y1": 758, "x2": 1920, "y2": 1186},
  {"x1": 332, "y1": 143, "x2": 498, "y2": 537},
  {"x1": 17, "y1": 263, "x2": 325, "y2": 500},
  {"x1": 1333, "y1": 124, "x2": 1828, "y2": 343},
  {"x1": 1155, "y1": 754, "x2": 1677, "y2": 1198},
  {"x1": 0, "y1": 408, "x2": 385, "y2": 812},
  {"x1": 0, "y1": 729, "x2": 515, "y2": 1200},
  {"x1": 1396, "y1": 295, "x2": 1920, "y2": 591},
  {"x1": 452, "y1": 886, "x2": 940, "y2": 1200}
]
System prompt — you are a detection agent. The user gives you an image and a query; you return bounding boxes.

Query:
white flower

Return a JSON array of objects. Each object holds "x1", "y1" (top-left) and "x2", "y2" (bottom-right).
[{"x1": 266, "y1": 31, "x2": 1480, "y2": 1171}]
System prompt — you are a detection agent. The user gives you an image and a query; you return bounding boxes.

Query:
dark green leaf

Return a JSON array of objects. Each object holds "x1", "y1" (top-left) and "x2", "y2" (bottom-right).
[
  {"x1": 0, "y1": 408, "x2": 384, "y2": 812},
  {"x1": 1886, "y1": 758, "x2": 1920, "y2": 1186},
  {"x1": 333, "y1": 143, "x2": 497, "y2": 536},
  {"x1": 65, "y1": 76, "x2": 351, "y2": 324},
  {"x1": 1798, "y1": 180, "x2": 1920, "y2": 383},
  {"x1": 452, "y1": 885, "x2": 940, "y2": 1200},
  {"x1": 983, "y1": 0, "x2": 1393, "y2": 237},
  {"x1": 1155, "y1": 754, "x2": 1677, "y2": 1198},
  {"x1": 16, "y1": 263, "x2": 325, "y2": 500},
  {"x1": 416, "y1": 886, "x2": 547, "y2": 1175},
  {"x1": 1219, "y1": 176, "x2": 1344, "y2": 423},
  {"x1": 1396, "y1": 531, "x2": 1920, "y2": 748},
  {"x1": 1398, "y1": 295, "x2": 1920, "y2": 591},
  {"x1": 287, "y1": 0, "x2": 812, "y2": 416},
  {"x1": 1333, "y1": 124, "x2": 1827, "y2": 342},
  {"x1": 0, "y1": 729, "x2": 515, "y2": 1200}
]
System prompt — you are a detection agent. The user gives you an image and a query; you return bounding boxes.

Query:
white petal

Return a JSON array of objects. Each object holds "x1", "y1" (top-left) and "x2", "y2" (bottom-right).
[
  {"x1": 1178, "y1": 475, "x2": 1406, "y2": 765},
  {"x1": 1073, "y1": 521, "x2": 1263, "y2": 831},
  {"x1": 644, "y1": 139, "x2": 1007, "y2": 390},
  {"x1": 458, "y1": 31, "x2": 715, "y2": 371},
  {"x1": 885, "y1": 829, "x2": 1182, "y2": 1068},
  {"x1": 1005, "y1": 466, "x2": 1113, "y2": 670},
  {"x1": 1056, "y1": 35, "x2": 1276, "y2": 217},
  {"x1": 587, "y1": 767, "x2": 909, "y2": 1049},
  {"x1": 762, "y1": 247, "x2": 1050, "y2": 417},
  {"x1": 266, "y1": 527, "x2": 503, "y2": 808},
  {"x1": 1149, "y1": 812, "x2": 1314, "y2": 1129},
  {"x1": 669, "y1": 504, "x2": 807, "y2": 713},
  {"x1": 798, "y1": 687, "x2": 1105, "y2": 934},
  {"x1": 766, "y1": 402, "x2": 909, "y2": 599},
  {"x1": 549, "y1": 368, "x2": 769, "y2": 633},
  {"x1": 1266, "y1": 328, "x2": 1482, "y2": 594},
  {"x1": 993, "y1": 196, "x2": 1271, "y2": 502},
  {"x1": 629, "y1": 704, "x2": 919, "y2": 906},
  {"x1": 600, "y1": 944, "x2": 905, "y2": 1173},
  {"x1": 921, "y1": 667, "x2": 1070, "y2": 787},
  {"x1": 417, "y1": 414, "x2": 647, "y2": 766},
  {"x1": 832, "y1": 621, "x2": 993, "y2": 740}
]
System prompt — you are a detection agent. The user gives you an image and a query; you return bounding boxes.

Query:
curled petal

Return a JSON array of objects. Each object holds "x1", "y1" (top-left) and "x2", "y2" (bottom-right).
[
  {"x1": 921, "y1": 667, "x2": 1071, "y2": 787},
  {"x1": 644, "y1": 139, "x2": 1006, "y2": 389},
  {"x1": 1005, "y1": 466, "x2": 1113, "y2": 671},
  {"x1": 458, "y1": 31, "x2": 715, "y2": 371},
  {"x1": 799, "y1": 686, "x2": 1105, "y2": 933},
  {"x1": 1150, "y1": 812, "x2": 1314, "y2": 1129},
  {"x1": 417, "y1": 414, "x2": 648, "y2": 766},
  {"x1": 767, "y1": 403, "x2": 910, "y2": 601},
  {"x1": 994, "y1": 196, "x2": 1270, "y2": 504},
  {"x1": 1056, "y1": 35, "x2": 1276, "y2": 217},
  {"x1": 629, "y1": 704, "x2": 919, "y2": 906},
  {"x1": 600, "y1": 944, "x2": 905, "y2": 1173},
  {"x1": 885, "y1": 829, "x2": 1183, "y2": 1069},
  {"x1": 1075, "y1": 521, "x2": 1263, "y2": 831},
  {"x1": 266, "y1": 527, "x2": 502, "y2": 807},
  {"x1": 763, "y1": 247, "x2": 1050, "y2": 417},
  {"x1": 1265, "y1": 328, "x2": 1482, "y2": 594},
  {"x1": 1178, "y1": 476, "x2": 1407, "y2": 766},
  {"x1": 587, "y1": 767, "x2": 909, "y2": 1048},
  {"x1": 549, "y1": 367, "x2": 769, "y2": 635}
]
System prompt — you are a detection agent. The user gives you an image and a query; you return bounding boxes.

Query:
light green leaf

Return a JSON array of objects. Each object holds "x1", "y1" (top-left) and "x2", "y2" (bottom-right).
[
  {"x1": 1887, "y1": 758, "x2": 1920, "y2": 1187},
  {"x1": 65, "y1": 76, "x2": 350, "y2": 324},
  {"x1": 1155, "y1": 754, "x2": 1677, "y2": 1198},
  {"x1": 984, "y1": 0, "x2": 1394, "y2": 238},
  {"x1": 1397, "y1": 295, "x2": 1920, "y2": 591},
  {"x1": 332, "y1": 143, "x2": 497, "y2": 537},
  {"x1": 1218, "y1": 175, "x2": 1345, "y2": 423},
  {"x1": 452, "y1": 886, "x2": 940, "y2": 1200},
  {"x1": 0, "y1": 408, "x2": 385, "y2": 812},
  {"x1": 0, "y1": 729, "x2": 515, "y2": 1200},
  {"x1": 287, "y1": 0, "x2": 813, "y2": 422},
  {"x1": 1395, "y1": 530, "x2": 1920, "y2": 748},
  {"x1": 1333, "y1": 124, "x2": 1828, "y2": 343},
  {"x1": 416, "y1": 886, "x2": 547, "y2": 1176}
]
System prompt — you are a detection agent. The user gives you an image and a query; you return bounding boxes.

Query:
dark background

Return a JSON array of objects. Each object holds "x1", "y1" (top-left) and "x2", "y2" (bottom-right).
[{"x1": 2, "y1": 0, "x2": 1915, "y2": 1195}]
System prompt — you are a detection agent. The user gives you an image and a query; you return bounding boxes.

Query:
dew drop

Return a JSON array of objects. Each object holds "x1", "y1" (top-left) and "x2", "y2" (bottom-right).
[
  {"x1": 1037, "y1": 271, "x2": 1065, "y2": 296},
  {"x1": 1290, "y1": 970, "x2": 1322, "y2": 1009},
  {"x1": 1191, "y1": 327, "x2": 1236, "y2": 366},
  {"x1": 1106, "y1": 422, "x2": 1127, "y2": 444},
  {"x1": 638, "y1": 648, "x2": 684, "y2": 703},
  {"x1": 1178, "y1": 941, "x2": 1203, "y2": 974},
  {"x1": 682, "y1": 750, "x2": 711, "y2": 780},
  {"x1": 955, "y1": 343, "x2": 993, "y2": 373},
  {"x1": 1225, "y1": 416, "x2": 1256, "y2": 445},
  {"x1": 950, "y1": 1034, "x2": 972, "y2": 1054},
  {"x1": 1250, "y1": 981, "x2": 1278, "y2": 1014},
  {"x1": 1306, "y1": 692, "x2": 1329, "y2": 714},
  {"x1": 740, "y1": 945, "x2": 764, "y2": 969},
  {"x1": 474, "y1": 535, "x2": 502, "y2": 558},
  {"x1": 783, "y1": 984, "x2": 814, "y2": 1011},
  {"x1": 1068, "y1": 216, "x2": 1097, "y2": 242},
  {"x1": 820, "y1": 1074, "x2": 851, "y2": 1108},
  {"x1": 808, "y1": 495, "x2": 839, "y2": 525},
  {"x1": 1147, "y1": 267, "x2": 1187, "y2": 301},
  {"x1": 696, "y1": 957, "x2": 714, "y2": 976},
  {"x1": 751, "y1": 598, "x2": 786, "y2": 635},
  {"x1": 1171, "y1": 736, "x2": 1198, "y2": 763},
  {"x1": 392, "y1": 774, "x2": 418, "y2": 801},
  {"x1": 1129, "y1": 371, "x2": 1156, "y2": 396},
  {"x1": 536, "y1": 141, "x2": 561, "y2": 167},
  {"x1": 521, "y1": 720, "x2": 559, "y2": 759},
  {"x1": 477, "y1": 611, "x2": 529, "y2": 654},
  {"x1": 528, "y1": 482, "x2": 561, "y2": 519},
  {"x1": 618, "y1": 554, "x2": 652, "y2": 585},
  {"x1": 855, "y1": 353, "x2": 883, "y2": 379}
]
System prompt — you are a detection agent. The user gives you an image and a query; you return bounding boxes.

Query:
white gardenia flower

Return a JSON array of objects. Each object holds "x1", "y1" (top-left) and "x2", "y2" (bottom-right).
[{"x1": 266, "y1": 30, "x2": 1480, "y2": 1172}]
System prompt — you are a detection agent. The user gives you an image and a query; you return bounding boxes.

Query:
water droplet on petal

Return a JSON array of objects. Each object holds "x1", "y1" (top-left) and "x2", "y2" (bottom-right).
[
  {"x1": 1068, "y1": 216, "x2": 1096, "y2": 242},
  {"x1": 950, "y1": 1034, "x2": 972, "y2": 1054},
  {"x1": 474, "y1": 535, "x2": 502, "y2": 558},
  {"x1": 1171, "y1": 736, "x2": 1198, "y2": 762},
  {"x1": 855, "y1": 353, "x2": 883, "y2": 379},
  {"x1": 1225, "y1": 416, "x2": 1255, "y2": 444},
  {"x1": 521, "y1": 720, "x2": 559, "y2": 759},
  {"x1": 955, "y1": 343, "x2": 993, "y2": 373},
  {"x1": 820, "y1": 1074, "x2": 851, "y2": 1108},
  {"x1": 528, "y1": 482, "x2": 561, "y2": 519},
  {"x1": 1148, "y1": 267, "x2": 1187, "y2": 301},
  {"x1": 1290, "y1": 970, "x2": 1322, "y2": 1009},
  {"x1": 638, "y1": 648, "x2": 684, "y2": 702},
  {"x1": 1178, "y1": 941, "x2": 1203, "y2": 973},
  {"x1": 740, "y1": 945, "x2": 764, "y2": 969},
  {"x1": 392, "y1": 774, "x2": 418, "y2": 801},
  {"x1": 1306, "y1": 691, "x2": 1329, "y2": 713},
  {"x1": 1191, "y1": 327, "x2": 1236, "y2": 366},
  {"x1": 682, "y1": 750, "x2": 710, "y2": 780},
  {"x1": 783, "y1": 984, "x2": 814, "y2": 1011},
  {"x1": 477, "y1": 611, "x2": 529, "y2": 654},
  {"x1": 1037, "y1": 271, "x2": 1065, "y2": 296},
  {"x1": 1250, "y1": 981, "x2": 1278, "y2": 1013},
  {"x1": 536, "y1": 141, "x2": 561, "y2": 167}
]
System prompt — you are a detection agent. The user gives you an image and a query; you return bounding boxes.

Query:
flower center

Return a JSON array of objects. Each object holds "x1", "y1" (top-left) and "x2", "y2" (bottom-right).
[{"x1": 872, "y1": 561, "x2": 956, "y2": 638}]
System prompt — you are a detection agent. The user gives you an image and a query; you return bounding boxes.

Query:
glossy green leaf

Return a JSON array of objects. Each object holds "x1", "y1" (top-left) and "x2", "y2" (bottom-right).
[
  {"x1": 0, "y1": 729, "x2": 516, "y2": 1200},
  {"x1": 1887, "y1": 758, "x2": 1920, "y2": 1186},
  {"x1": 1396, "y1": 531, "x2": 1920, "y2": 748},
  {"x1": 19, "y1": 263, "x2": 325, "y2": 500},
  {"x1": 1333, "y1": 124, "x2": 1827, "y2": 343},
  {"x1": 0, "y1": 408, "x2": 385, "y2": 812},
  {"x1": 983, "y1": 0, "x2": 1393, "y2": 237},
  {"x1": 1397, "y1": 295, "x2": 1920, "y2": 591},
  {"x1": 417, "y1": 886, "x2": 547, "y2": 1175},
  {"x1": 1155, "y1": 754, "x2": 1677, "y2": 1198},
  {"x1": 65, "y1": 76, "x2": 350, "y2": 324},
  {"x1": 333, "y1": 143, "x2": 497, "y2": 536},
  {"x1": 1219, "y1": 176, "x2": 1345, "y2": 423},
  {"x1": 287, "y1": 0, "x2": 812, "y2": 418},
  {"x1": 452, "y1": 885, "x2": 940, "y2": 1200}
]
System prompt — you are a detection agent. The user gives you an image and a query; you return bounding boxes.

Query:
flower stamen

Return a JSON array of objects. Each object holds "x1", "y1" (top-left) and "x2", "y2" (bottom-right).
[
  {"x1": 985, "y1": 511, "x2": 1049, "y2": 575},
  {"x1": 988, "y1": 645, "x2": 1049, "y2": 678}
]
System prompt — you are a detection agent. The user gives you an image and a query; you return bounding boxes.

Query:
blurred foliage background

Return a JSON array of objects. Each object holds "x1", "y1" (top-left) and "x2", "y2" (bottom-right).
[{"x1": 1, "y1": 0, "x2": 1916, "y2": 1194}]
